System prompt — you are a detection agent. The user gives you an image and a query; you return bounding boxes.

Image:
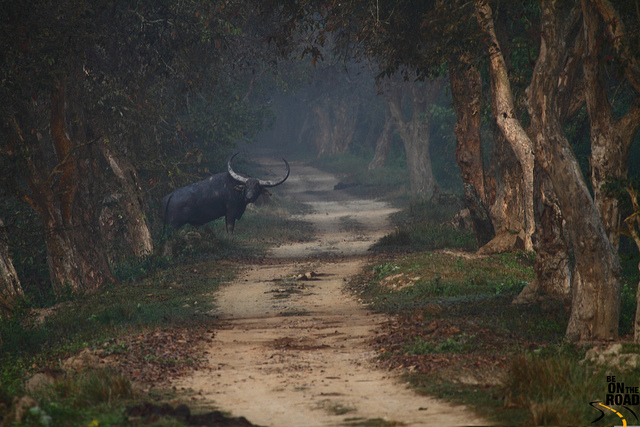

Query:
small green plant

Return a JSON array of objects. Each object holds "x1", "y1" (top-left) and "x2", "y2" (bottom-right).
[
  {"x1": 404, "y1": 334, "x2": 475, "y2": 355},
  {"x1": 102, "y1": 341, "x2": 128, "y2": 356},
  {"x1": 493, "y1": 279, "x2": 529, "y2": 296},
  {"x1": 373, "y1": 262, "x2": 400, "y2": 281},
  {"x1": 436, "y1": 333, "x2": 475, "y2": 353},
  {"x1": 404, "y1": 337, "x2": 436, "y2": 355}
]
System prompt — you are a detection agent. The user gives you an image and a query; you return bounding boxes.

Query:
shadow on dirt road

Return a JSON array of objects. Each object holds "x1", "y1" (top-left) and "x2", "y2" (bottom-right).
[{"x1": 175, "y1": 160, "x2": 485, "y2": 426}]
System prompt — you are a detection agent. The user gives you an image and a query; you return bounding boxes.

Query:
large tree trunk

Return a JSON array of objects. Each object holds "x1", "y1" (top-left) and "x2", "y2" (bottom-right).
[
  {"x1": 480, "y1": 128, "x2": 527, "y2": 254},
  {"x1": 368, "y1": 107, "x2": 394, "y2": 170},
  {"x1": 4, "y1": 80, "x2": 116, "y2": 296},
  {"x1": 0, "y1": 218, "x2": 23, "y2": 316},
  {"x1": 474, "y1": 1, "x2": 534, "y2": 251},
  {"x1": 448, "y1": 56, "x2": 495, "y2": 246},
  {"x1": 527, "y1": 0, "x2": 621, "y2": 341},
  {"x1": 100, "y1": 142, "x2": 153, "y2": 259},
  {"x1": 582, "y1": 0, "x2": 640, "y2": 250},
  {"x1": 476, "y1": 0, "x2": 621, "y2": 340},
  {"x1": 515, "y1": 167, "x2": 572, "y2": 304},
  {"x1": 623, "y1": 185, "x2": 640, "y2": 342},
  {"x1": 386, "y1": 79, "x2": 441, "y2": 200}
]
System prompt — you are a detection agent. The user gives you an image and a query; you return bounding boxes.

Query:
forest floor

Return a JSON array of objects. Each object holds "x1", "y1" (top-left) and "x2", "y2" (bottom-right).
[{"x1": 173, "y1": 161, "x2": 486, "y2": 426}]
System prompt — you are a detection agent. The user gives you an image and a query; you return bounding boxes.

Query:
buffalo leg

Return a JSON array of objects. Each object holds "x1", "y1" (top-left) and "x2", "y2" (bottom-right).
[{"x1": 225, "y1": 217, "x2": 235, "y2": 234}]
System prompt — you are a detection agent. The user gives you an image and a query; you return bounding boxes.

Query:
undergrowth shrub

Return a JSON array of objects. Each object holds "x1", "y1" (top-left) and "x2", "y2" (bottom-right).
[
  {"x1": 373, "y1": 197, "x2": 476, "y2": 252},
  {"x1": 503, "y1": 352, "x2": 623, "y2": 426},
  {"x1": 405, "y1": 334, "x2": 475, "y2": 355}
]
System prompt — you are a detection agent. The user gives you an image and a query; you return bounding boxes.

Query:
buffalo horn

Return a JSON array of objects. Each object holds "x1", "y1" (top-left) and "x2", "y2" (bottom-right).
[
  {"x1": 227, "y1": 152, "x2": 249, "y2": 184},
  {"x1": 227, "y1": 152, "x2": 290, "y2": 187},
  {"x1": 258, "y1": 158, "x2": 290, "y2": 187}
]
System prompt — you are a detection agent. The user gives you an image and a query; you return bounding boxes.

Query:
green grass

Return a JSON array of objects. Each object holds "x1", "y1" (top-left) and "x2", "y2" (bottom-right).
[
  {"x1": 359, "y1": 252, "x2": 534, "y2": 313},
  {"x1": 350, "y1": 249, "x2": 583, "y2": 425},
  {"x1": 405, "y1": 333, "x2": 476, "y2": 355},
  {"x1": 502, "y1": 350, "x2": 640, "y2": 426},
  {"x1": 0, "y1": 188, "x2": 314, "y2": 424},
  {"x1": 373, "y1": 198, "x2": 477, "y2": 252},
  {"x1": 0, "y1": 258, "x2": 232, "y2": 424},
  {"x1": 350, "y1": 246, "x2": 640, "y2": 425}
]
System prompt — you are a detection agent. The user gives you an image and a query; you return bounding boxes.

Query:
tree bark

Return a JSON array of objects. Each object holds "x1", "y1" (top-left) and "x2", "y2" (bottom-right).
[
  {"x1": 368, "y1": 107, "x2": 394, "y2": 170},
  {"x1": 0, "y1": 218, "x2": 23, "y2": 316},
  {"x1": 515, "y1": 167, "x2": 572, "y2": 304},
  {"x1": 448, "y1": 55, "x2": 495, "y2": 246},
  {"x1": 3, "y1": 79, "x2": 116, "y2": 296},
  {"x1": 386, "y1": 78, "x2": 441, "y2": 200},
  {"x1": 100, "y1": 142, "x2": 153, "y2": 258},
  {"x1": 582, "y1": 0, "x2": 640, "y2": 250},
  {"x1": 488, "y1": 131, "x2": 527, "y2": 240},
  {"x1": 623, "y1": 185, "x2": 640, "y2": 342},
  {"x1": 474, "y1": 0, "x2": 535, "y2": 251},
  {"x1": 526, "y1": 0, "x2": 621, "y2": 341},
  {"x1": 313, "y1": 98, "x2": 358, "y2": 157}
]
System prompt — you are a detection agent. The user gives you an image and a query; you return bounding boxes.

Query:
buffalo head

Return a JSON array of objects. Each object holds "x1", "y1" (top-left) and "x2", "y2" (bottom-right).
[{"x1": 227, "y1": 152, "x2": 290, "y2": 203}]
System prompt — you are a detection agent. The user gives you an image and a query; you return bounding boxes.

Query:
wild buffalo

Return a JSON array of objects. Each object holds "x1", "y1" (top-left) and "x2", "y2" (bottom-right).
[{"x1": 162, "y1": 153, "x2": 290, "y2": 233}]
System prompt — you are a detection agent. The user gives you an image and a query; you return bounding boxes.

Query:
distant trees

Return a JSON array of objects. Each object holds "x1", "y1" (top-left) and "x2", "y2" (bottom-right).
[{"x1": 384, "y1": 76, "x2": 443, "y2": 200}]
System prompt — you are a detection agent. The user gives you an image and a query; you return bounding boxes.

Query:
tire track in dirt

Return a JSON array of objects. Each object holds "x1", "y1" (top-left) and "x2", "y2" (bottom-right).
[{"x1": 175, "y1": 161, "x2": 485, "y2": 426}]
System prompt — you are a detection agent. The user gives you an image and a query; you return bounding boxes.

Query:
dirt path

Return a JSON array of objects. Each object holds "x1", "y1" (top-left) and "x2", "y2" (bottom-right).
[{"x1": 175, "y1": 161, "x2": 485, "y2": 426}]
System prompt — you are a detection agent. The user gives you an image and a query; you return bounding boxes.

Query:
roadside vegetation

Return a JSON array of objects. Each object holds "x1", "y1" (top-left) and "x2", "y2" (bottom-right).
[
  {"x1": 312, "y1": 153, "x2": 640, "y2": 425},
  {"x1": 311, "y1": 153, "x2": 412, "y2": 205},
  {"x1": 317, "y1": 151, "x2": 640, "y2": 426},
  {"x1": 0, "y1": 197, "x2": 311, "y2": 425},
  {"x1": 352, "y1": 239, "x2": 640, "y2": 425}
]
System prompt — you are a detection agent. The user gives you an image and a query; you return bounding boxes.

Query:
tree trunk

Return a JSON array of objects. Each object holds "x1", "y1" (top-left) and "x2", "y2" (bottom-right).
[
  {"x1": 0, "y1": 218, "x2": 23, "y2": 316},
  {"x1": 526, "y1": 0, "x2": 621, "y2": 341},
  {"x1": 582, "y1": 0, "x2": 640, "y2": 250},
  {"x1": 386, "y1": 79, "x2": 441, "y2": 200},
  {"x1": 313, "y1": 98, "x2": 358, "y2": 157},
  {"x1": 474, "y1": 0, "x2": 534, "y2": 251},
  {"x1": 480, "y1": 128, "x2": 527, "y2": 254},
  {"x1": 368, "y1": 107, "x2": 394, "y2": 170},
  {"x1": 100, "y1": 142, "x2": 153, "y2": 258},
  {"x1": 622, "y1": 185, "x2": 640, "y2": 342},
  {"x1": 515, "y1": 167, "x2": 572, "y2": 304},
  {"x1": 448, "y1": 56, "x2": 495, "y2": 246},
  {"x1": 3, "y1": 80, "x2": 116, "y2": 296}
]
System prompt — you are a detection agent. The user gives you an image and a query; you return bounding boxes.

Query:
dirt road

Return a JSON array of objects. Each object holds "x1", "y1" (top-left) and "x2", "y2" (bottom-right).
[{"x1": 176, "y1": 161, "x2": 485, "y2": 426}]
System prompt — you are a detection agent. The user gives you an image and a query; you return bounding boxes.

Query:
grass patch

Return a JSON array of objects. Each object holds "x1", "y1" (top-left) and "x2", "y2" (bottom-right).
[
  {"x1": 353, "y1": 245, "x2": 640, "y2": 424},
  {"x1": 349, "y1": 249, "x2": 614, "y2": 425},
  {"x1": 0, "y1": 259, "x2": 232, "y2": 423},
  {"x1": 358, "y1": 252, "x2": 534, "y2": 313},
  {"x1": 373, "y1": 198, "x2": 476, "y2": 252},
  {"x1": 310, "y1": 153, "x2": 411, "y2": 202},
  {"x1": 406, "y1": 372, "x2": 530, "y2": 426},
  {"x1": 501, "y1": 349, "x2": 640, "y2": 426},
  {"x1": 405, "y1": 333, "x2": 476, "y2": 355}
]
